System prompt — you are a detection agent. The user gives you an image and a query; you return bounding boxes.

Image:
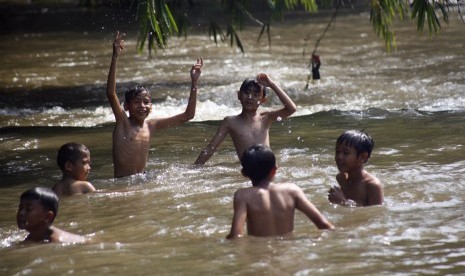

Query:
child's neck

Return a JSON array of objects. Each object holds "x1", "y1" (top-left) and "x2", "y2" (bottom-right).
[
  {"x1": 240, "y1": 108, "x2": 258, "y2": 118},
  {"x1": 252, "y1": 179, "x2": 271, "y2": 188},
  {"x1": 129, "y1": 116, "x2": 146, "y2": 127},
  {"x1": 61, "y1": 174, "x2": 79, "y2": 182},
  {"x1": 27, "y1": 226, "x2": 53, "y2": 242},
  {"x1": 346, "y1": 168, "x2": 366, "y2": 183}
]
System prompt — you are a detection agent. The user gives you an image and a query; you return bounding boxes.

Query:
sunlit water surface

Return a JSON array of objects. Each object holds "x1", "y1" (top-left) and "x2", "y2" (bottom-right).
[{"x1": 1, "y1": 10, "x2": 465, "y2": 275}]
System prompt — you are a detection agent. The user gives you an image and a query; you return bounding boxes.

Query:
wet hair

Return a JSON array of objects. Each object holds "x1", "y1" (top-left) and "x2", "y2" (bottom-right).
[
  {"x1": 241, "y1": 144, "x2": 276, "y2": 184},
  {"x1": 20, "y1": 187, "x2": 59, "y2": 222},
  {"x1": 239, "y1": 79, "x2": 267, "y2": 97},
  {"x1": 336, "y1": 130, "x2": 374, "y2": 158},
  {"x1": 57, "y1": 142, "x2": 89, "y2": 171},
  {"x1": 125, "y1": 85, "x2": 151, "y2": 103}
]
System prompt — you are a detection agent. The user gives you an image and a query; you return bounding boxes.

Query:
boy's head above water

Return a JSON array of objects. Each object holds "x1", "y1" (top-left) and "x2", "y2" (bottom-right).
[
  {"x1": 17, "y1": 187, "x2": 59, "y2": 231},
  {"x1": 57, "y1": 142, "x2": 90, "y2": 172},
  {"x1": 239, "y1": 78, "x2": 267, "y2": 98},
  {"x1": 336, "y1": 130, "x2": 374, "y2": 159},
  {"x1": 123, "y1": 86, "x2": 153, "y2": 119},
  {"x1": 125, "y1": 85, "x2": 151, "y2": 103},
  {"x1": 241, "y1": 144, "x2": 276, "y2": 184}
]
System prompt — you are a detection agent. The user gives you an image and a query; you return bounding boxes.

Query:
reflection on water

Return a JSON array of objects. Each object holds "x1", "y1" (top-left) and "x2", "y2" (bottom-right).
[{"x1": 1, "y1": 10, "x2": 465, "y2": 275}]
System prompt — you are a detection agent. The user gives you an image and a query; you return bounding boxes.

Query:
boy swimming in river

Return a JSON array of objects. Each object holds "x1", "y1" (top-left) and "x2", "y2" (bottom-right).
[
  {"x1": 328, "y1": 130, "x2": 384, "y2": 207},
  {"x1": 52, "y1": 142, "x2": 96, "y2": 197},
  {"x1": 194, "y1": 74, "x2": 296, "y2": 165},
  {"x1": 17, "y1": 187, "x2": 86, "y2": 243},
  {"x1": 226, "y1": 145, "x2": 334, "y2": 239},
  {"x1": 107, "y1": 31, "x2": 203, "y2": 178}
]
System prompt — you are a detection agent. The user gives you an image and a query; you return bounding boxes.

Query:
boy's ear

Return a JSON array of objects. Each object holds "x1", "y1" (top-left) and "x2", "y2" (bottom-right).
[
  {"x1": 241, "y1": 168, "x2": 248, "y2": 177},
  {"x1": 45, "y1": 211, "x2": 55, "y2": 224},
  {"x1": 360, "y1": 152, "x2": 369, "y2": 163},
  {"x1": 64, "y1": 161, "x2": 74, "y2": 172},
  {"x1": 268, "y1": 166, "x2": 277, "y2": 179}
]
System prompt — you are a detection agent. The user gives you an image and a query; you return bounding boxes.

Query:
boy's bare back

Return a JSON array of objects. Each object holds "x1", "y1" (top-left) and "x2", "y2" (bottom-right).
[{"x1": 227, "y1": 183, "x2": 334, "y2": 238}]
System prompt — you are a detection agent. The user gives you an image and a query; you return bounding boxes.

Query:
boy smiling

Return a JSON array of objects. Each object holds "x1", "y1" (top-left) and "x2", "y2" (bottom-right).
[{"x1": 328, "y1": 130, "x2": 384, "y2": 206}]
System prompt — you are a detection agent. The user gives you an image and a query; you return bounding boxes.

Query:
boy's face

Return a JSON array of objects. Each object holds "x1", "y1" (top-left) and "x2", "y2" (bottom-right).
[
  {"x1": 237, "y1": 88, "x2": 265, "y2": 110},
  {"x1": 124, "y1": 91, "x2": 152, "y2": 120},
  {"x1": 67, "y1": 150, "x2": 91, "y2": 181},
  {"x1": 17, "y1": 199, "x2": 52, "y2": 232},
  {"x1": 335, "y1": 143, "x2": 366, "y2": 173}
]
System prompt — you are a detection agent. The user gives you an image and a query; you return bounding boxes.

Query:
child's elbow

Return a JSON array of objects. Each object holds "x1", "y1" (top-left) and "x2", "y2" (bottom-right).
[
  {"x1": 186, "y1": 112, "x2": 195, "y2": 121},
  {"x1": 288, "y1": 105, "x2": 297, "y2": 114}
]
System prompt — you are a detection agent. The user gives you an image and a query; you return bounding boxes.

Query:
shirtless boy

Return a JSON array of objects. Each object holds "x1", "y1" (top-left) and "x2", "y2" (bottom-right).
[
  {"x1": 17, "y1": 187, "x2": 85, "y2": 243},
  {"x1": 107, "y1": 31, "x2": 203, "y2": 177},
  {"x1": 226, "y1": 145, "x2": 334, "y2": 239},
  {"x1": 52, "y1": 142, "x2": 95, "y2": 197},
  {"x1": 194, "y1": 74, "x2": 296, "y2": 165},
  {"x1": 328, "y1": 130, "x2": 384, "y2": 206}
]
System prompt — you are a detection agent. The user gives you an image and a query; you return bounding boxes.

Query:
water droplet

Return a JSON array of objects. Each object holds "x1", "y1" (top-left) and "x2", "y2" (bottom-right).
[
  {"x1": 277, "y1": 116, "x2": 282, "y2": 121},
  {"x1": 288, "y1": 130, "x2": 292, "y2": 134}
]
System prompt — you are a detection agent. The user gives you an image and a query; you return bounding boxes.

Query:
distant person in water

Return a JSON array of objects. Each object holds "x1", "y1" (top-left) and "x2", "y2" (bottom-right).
[
  {"x1": 194, "y1": 74, "x2": 296, "y2": 165},
  {"x1": 226, "y1": 145, "x2": 334, "y2": 239},
  {"x1": 106, "y1": 31, "x2": 203, "y2": 178},
  {"x1": 17, "y1": 187, "x2": 86, "y2": 243},
  {"x1": 311, "y1": 53, "x2": 321, "y2": 83},
  {"x1": 52, "y1": 142, "x2": 95, "y2": 197},
  {"x1": 328, "y1": 130, "x2": 384, "y2": 207}
]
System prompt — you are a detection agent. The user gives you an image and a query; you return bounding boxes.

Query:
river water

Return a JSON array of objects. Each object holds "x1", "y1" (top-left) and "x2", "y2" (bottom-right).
[{"x1": 1, "y1": 9, "x2": 465, "y2": 275}]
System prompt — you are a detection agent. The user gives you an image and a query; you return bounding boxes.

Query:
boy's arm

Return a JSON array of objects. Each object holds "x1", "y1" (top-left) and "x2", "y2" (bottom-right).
[
  {"x1": 256, "y1": 73, "x2": 297, "y2": 121},
  {"x1": 194, "y1": 118, "x2": 229, "y2": 165},
  {"x1": 226, "y1": 190, "x2": 247, "y2": 239},
  {"x1": 148, "y1": 58, "x2": 203, "y2": 131},
  {"x1": 106, "y1": 31, "x2": 126, "y2": 122},
  {"x1": 295, "y1": 186, "x2": 335, "y2": 230}
]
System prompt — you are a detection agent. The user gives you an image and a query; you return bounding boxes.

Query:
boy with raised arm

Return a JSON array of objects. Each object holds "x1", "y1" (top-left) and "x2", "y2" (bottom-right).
[
  {"x1": 194, "y1": 73, "x2": 296, "y2": 165},
  {"x1": 107, "y1": 31, "x2": 203, "y2": 178},
  {"x1": 52, "y1": 142, "x2": 96, "y2": 197},
  {"x1": 226, "y1": 145, "x2": 334, "y2": 239},
  {"x1": 328, "y1": 130, "x2": 384, "y2": 207},
  {"x1": 17, "y1": 187, "x2": 86, "y2": 243}
]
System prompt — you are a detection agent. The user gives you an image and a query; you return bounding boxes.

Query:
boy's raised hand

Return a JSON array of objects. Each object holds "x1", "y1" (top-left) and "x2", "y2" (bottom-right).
[
  {"x1": 112, "y1": 31, "x2": 125, "y2": 57},
  {"x1": 190, "y1": 57, "x2": 203, "y2": 82},
  {"x1": 256, "y1": 73, "x2": 273, "y2": 87}
]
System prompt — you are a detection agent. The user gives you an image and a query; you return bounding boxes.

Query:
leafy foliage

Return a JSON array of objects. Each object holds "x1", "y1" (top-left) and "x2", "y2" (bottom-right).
[{"x1": 127, "y1": 0, "x2": 456, "y2": 55}]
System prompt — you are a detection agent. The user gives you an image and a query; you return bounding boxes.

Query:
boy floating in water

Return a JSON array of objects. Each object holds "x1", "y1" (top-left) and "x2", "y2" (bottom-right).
[
  {"x1": 106, "y1": 31, "x2": 203, "y2": 177},
  {"x1": 52, "y1": 142, "x2": 95, "y2": 197},
  {"x1": 194, "y1": 74, "x2": 296, "y2": 165},
  {"x1": 328, "y1": 130, "x2": 384, "y2": 206},
  {"x1": 17, "y1": 187, "x2": 86, "y2": 243},
  {"x1": 226, "y1": 145, "x2": 334, "y2": 239}
]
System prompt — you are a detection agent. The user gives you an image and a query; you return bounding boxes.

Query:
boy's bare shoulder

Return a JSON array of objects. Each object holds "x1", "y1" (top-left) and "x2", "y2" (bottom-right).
[
  {"x1": 365, "y1": 172, "x2": 383, "y2": 189},
  {"x1": 73, "y1": 180, "x2": 96, "y2": 193},
  {"x1": 269, "y1": 182, "x2": 302, "y2": 195},
  {"x1": 50, "y1": 226, "x2": 86, "y2": 243},
  {"x1": 52, "y1": 180, "x2": 95, "y2": 196}
]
